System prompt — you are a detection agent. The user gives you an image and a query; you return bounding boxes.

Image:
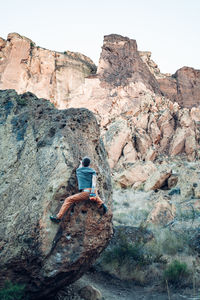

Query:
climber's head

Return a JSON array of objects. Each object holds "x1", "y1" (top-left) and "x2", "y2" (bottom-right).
[{"x1": 82, "y1": 156, "x2": 91, "y2": 167}]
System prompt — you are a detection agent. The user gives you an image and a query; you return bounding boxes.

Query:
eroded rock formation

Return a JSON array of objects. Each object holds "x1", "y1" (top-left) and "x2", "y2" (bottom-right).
[
  {"x1": 1, "y1": 33, "x2": 200, "y2": 111},
  {"x1": 0, "y1": 89, "x2": 112, "y2": 299},
  {"x1": 97, "y1": 34, "x2": 161, "y2": 94},
  {"x1": 66, "y1": 35, "x2": 200, "y2": 187},
  {"x1": 0, "y1": 33, "x2": 96, "y2": 108},
  {"x1": 158, "y1": 67, "x2": 200, "y2": 108},
  {"x1": 0, "y1": 33, "x2": 200, "y2": 188}
]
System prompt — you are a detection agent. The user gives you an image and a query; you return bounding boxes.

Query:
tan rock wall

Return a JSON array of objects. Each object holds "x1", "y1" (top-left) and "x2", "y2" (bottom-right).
[
  {"x1": 1, "y1": 33, "x2": 199, "y2": 188},
  {"x1": 0, "y1": 33, "x2": 96, "y2": 108}
]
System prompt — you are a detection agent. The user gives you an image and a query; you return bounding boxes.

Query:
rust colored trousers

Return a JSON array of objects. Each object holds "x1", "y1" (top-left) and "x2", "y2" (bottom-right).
[{"x1": 57, "y1": 189, "x2": 103, "y2": 219}]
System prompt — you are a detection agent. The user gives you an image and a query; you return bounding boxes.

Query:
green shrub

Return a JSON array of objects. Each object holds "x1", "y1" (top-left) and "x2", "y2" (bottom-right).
[
  {"x1": 16, "y1": 96, "x2": 27, "y2": 106},
  {"x1": 30, "y1": 42, "x2": 35, "y2": 49},
  {"x1": 103, "y1": 241, "x2": 147, "y2": 267},
  {"x1": 164, "y1": 260, "x2": 189, "y2": 285},
  {"x1": 0, "y1": 281, "x2": 26, "y2": 300},
  {"x1": 102, "y1": 229, "x2": 152, "y2": 269}
]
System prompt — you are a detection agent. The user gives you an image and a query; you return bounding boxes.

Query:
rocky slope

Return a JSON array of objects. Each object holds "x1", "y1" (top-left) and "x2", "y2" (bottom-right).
[
  {"x1": 0, "y1": 33, "x2": 96, "y2": 108},
  {"x1": 0, "y1": 89, "x2": 112, "y2": 299}
]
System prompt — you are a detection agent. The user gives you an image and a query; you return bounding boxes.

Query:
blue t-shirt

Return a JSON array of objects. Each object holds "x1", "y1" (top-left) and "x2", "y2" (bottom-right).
[{"x1": 76, "y1": 167, "x2": 96, "y2": 190}]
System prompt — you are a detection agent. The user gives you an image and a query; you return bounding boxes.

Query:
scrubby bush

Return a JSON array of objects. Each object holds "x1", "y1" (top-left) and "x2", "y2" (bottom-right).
[
  {"x1": 98, "y1": 228, "x2": 158, "y2": 283},
  {"x1": 164, "y1": 260, "x2": 189, "y2": 285},
  {"x1": 0, "y1": 281, "x2": 26, "y2": 300},
  {"x1": 102, "y1": 240, "x2": 148, "y2": 267}
]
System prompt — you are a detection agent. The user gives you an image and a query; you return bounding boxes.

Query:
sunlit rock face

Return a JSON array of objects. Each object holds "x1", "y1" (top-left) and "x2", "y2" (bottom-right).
[
  {"x1": 0, "y1": 33, "x2": 96, "y2": 108},
  {"x1": 0, "y1": 89, "x2": 112, "y2": 299},
  {"x1": 0, "y1": 33, "x2": 199, "y2": 187},
  {"x1": 66, "y1": 34, "x2": 200, "y2": 185}
]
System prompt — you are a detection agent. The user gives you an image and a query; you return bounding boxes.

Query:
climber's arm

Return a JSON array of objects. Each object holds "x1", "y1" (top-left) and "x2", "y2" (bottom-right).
[{"x1": 91, "y1": 174, "x2": 97, "y2": 195}]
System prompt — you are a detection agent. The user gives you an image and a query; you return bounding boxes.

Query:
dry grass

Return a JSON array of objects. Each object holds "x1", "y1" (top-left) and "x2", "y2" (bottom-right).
[{"x1": 112, "y1": 189, "x2": 152, "y2": 226}]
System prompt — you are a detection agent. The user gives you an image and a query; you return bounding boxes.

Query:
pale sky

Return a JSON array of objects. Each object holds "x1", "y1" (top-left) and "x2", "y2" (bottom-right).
[{"x1": 0, "y1": 0, "x2": 199, "y2": 74}]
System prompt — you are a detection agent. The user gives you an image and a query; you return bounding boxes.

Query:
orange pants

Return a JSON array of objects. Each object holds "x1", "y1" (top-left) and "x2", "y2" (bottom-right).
[{"x1": 57, "y1": 189, "x2": 103, "y2": 219}]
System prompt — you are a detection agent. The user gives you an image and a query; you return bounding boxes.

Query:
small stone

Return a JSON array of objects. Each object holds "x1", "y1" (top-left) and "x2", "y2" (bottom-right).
[
  {"x1": 147, "y1": 198, "x2": 176, "y2": 226},
  {"x1": 79, "y1": 285, "x2": 102, "y2": 300},
  {"x1": 168, "y1": 187, "x2": 181, "y2": 196},
  {"x1": 167, "y1": 175, "x2": 178, "y2": 189}
]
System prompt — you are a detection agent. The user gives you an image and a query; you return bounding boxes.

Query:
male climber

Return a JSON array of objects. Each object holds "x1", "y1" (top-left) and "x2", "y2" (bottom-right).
[{"x1": 50, "y1": 157, "x2": 107, "y2": 223}]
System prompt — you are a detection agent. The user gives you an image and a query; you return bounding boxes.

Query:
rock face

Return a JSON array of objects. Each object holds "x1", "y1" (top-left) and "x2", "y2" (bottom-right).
[
  {"x1": 66, "y1": 35, "x2": 200, "y2": 186},
  {"x1": 158, "y1": 67, "x2": 200, "y2": 108},
  {"x1": 1, "y1": 33, "x2": 200, "y2": 111},
  {"x1": 0, "y1": 90, "x2": 112, "y2": 298},
  {"x1": 0, "y1": 33, "x2": 200, "y2": 188},
  {"x1": 97, "y1": 34, "x2": 161, "y2": 94},
  {"x1": 0, "y1": 33, "x2": 96, "y2": 108},
  {"x1": 79, "y1": 285, "x2": 102, "y2": 300},
  {"x1": 144, "y1": 166, "x2": 172, "y2": 191},
  {"x1": 139, "y1": 51, "x2": 165, "y2": 80}
]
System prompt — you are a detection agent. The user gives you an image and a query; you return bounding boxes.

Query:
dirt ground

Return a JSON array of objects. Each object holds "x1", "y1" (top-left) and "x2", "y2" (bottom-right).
[{"x1": 56, "y1": 269, "x2": 200, "y2": 300}]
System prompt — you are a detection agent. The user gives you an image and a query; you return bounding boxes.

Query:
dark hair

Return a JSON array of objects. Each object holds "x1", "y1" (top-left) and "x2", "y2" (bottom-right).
[{"x1": 82, "y1": 157, "x2": 91, "y2": 167}]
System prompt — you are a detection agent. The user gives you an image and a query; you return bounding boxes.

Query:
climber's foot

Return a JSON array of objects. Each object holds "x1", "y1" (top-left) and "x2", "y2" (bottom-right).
[
  {"x1": 50, "y1": 215, "x2": 61, "y2": 223},
  {"x1": 101, "y1": 203, "x2": 108, "y2": 214}
]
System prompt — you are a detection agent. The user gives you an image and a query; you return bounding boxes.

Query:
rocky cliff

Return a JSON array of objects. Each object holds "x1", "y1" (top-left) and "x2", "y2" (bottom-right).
[
  {"x1": 66, "y1": 34, "x2": 200, "y2": 187},
  {"x1": 0, "y1": 89, "x2": 112, "y2": 299},
  {"x1": 1, "y1": 33, "x2": 200, "y2": 110},
  {"x1": 158, "y1": 66, "x2": 200, "y2": 108},
  {"x1": 97, "y1": 34, "x2": 161, "y2": 94},
  {"x1": 0, "y1": 33, "x2": 200, "y2": 187},
  {"x1": 0, "y1": 33, "x2": 96, "y2": 108},
  {"x1": 139, "y1": 51, "x2": 200, "y2": 108}
]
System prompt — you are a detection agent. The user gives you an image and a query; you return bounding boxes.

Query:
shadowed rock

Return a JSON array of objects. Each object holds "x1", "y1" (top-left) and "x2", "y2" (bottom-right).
[
  {"x1": 158, "y1": 67, "x2": 200, "y2": 108},
  {"x1": 98, "y1": 34, "x2": 161, "y2": 93},
  {"x1": 0, "y1": 89, "x2": 112, "y2": 299}
]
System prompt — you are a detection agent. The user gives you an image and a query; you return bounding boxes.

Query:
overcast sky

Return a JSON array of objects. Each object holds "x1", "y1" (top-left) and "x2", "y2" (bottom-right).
[{"x1": 1, "y1": 0, "x2": 199, "y2": 74}]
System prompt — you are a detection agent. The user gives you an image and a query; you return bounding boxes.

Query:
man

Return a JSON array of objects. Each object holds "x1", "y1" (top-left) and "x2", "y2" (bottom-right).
[{"x1": 50, "y1": 157, "x2": 107, "y2": 223}]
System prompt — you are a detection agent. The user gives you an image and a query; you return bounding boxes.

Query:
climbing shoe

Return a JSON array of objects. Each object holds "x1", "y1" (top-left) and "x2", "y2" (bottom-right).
[
  {"x1": 101, "y1": 203, "x2": 108, "y2": 214},
  {"x1": 50, "y1": 215, "x2": 61, "y2": 223},
  {"x1": 89, "y1": 193, "x2": 96, "y2": 200}
]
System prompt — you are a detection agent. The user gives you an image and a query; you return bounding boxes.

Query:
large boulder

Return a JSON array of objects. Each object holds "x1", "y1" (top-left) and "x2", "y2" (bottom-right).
[
  {"x1": 147, "y1": 196, "x2": 176, "y2": 226},
  {"x1": 0, "y1": 90, "x2": 112, "y2": 299},
  {"x1": 144, "y1": 166, "x2": 172, "y2": 191}
]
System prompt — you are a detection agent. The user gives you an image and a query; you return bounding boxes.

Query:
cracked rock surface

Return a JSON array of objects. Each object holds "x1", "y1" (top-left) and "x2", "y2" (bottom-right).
[{"x1": 0, "y1": 89, "x2": 112, "y2": 299}]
